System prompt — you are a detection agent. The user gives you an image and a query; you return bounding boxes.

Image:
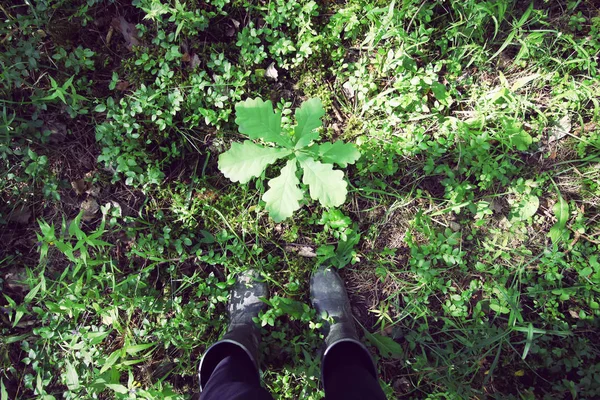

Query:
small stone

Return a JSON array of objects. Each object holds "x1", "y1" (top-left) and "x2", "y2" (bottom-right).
[
  {"x1": 265, "y1": 62, "x2": 278, "y2": 81},
  {"x1": 342, "y1": 81, "x2": 355, "y2": 99}
]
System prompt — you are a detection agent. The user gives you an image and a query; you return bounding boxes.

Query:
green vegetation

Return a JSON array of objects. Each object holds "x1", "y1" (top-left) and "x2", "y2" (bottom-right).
[
  {"x1": 1, "y1": 0, "x2": 599, "y2": 399},
  {"x1": 218, "y1": 97, "x2": 360, "y2": 221}
]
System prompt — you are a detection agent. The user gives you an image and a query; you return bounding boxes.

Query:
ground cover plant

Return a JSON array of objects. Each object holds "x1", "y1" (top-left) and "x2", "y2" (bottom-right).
[
  {"x1": 1, "y1": 0, "x2": 599, "y2": 399},
  {"x1": 218, "y1": 97, "x2": 360, "y2": 221}
]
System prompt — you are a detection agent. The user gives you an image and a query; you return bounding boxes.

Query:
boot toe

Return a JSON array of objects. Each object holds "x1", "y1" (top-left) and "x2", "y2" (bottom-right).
[
  {"x1": 310, "y1": 267, "x2": 349, "y2": 315},
  {"x1": 229, "y1": 269, "x2": 268, "y2": 325}
]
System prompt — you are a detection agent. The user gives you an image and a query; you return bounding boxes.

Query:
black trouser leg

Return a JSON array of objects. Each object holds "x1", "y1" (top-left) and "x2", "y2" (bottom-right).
[
  {"x1": 200, "y1": 346, "x2": 273, "y2": 400},
  {"x1": 323, "y1": 342, "x2": 387, "y2": 400}
]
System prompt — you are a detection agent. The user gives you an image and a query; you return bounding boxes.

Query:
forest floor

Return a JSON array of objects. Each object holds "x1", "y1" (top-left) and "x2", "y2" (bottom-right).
[{"x1": 1, "y1": 0, "x2": 600, "y2": 399}]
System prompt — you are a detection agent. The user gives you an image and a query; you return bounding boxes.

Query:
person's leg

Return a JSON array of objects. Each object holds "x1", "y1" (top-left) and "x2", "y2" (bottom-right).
[
  {"x1": 322, "y1": 342, "x2": 386, "y2": 400},
  {"x1": 198, "y1": 270, "x2": 273, "y2": 399},
  {"x1": 311, "y1": 267, "x2": 387, "y2": 399},
  {"x1": 200, "y1": 344, "x2": 273, "y2": 400}
]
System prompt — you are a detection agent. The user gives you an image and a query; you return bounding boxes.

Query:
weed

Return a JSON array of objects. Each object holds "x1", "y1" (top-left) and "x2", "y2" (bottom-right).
[
  {"x1": 218, "y1": 98, "x2": 360, "y2": 221},
  {"x1": 2, "y1": 0, "x2": 600, "y2": 398}
]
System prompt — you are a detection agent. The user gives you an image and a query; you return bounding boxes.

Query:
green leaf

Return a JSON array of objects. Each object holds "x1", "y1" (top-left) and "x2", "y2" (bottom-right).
[
  {"x1": 68, "y1": 211, "x2": 84, "y2": 239},
  {"x1": 511, "y1": 73, "x2": 540, "y2": 91},
  {"x1": 298, "y1": 157, "x2": 347, "y2": 207},
  {"x1": 508, "y1": 129, "x2": 533, "y2": 151},
  {"x1": 548, "y1": 196, "x2": 569, "y2": 244},
  {"x1": 109, "y1": 72, "x2": 118, "y2": 90},
  {"x1": 105, "y1": 384, "x2": 128, "y2": 394},
  {"x1": 124, "y1": 343, "x2": 155, "y2": 355},
  {"x1": 318, "y1": 228, "x2": 361, "y2": 269},
  {"x1": 319, "y1": 209, "x2": 351, "y2": 229},
  {"x1": 490, "y1": 300, "x2": 510, "y2": 314},
  {"x1": 1, "y1": 379, "x2": 8, "y2": 400},
  {"x1": 364, "y1": 331, "x2": 404, "y2": 359},
  {"x1": 315, "y1": 141, "x2": 361, "y2": 168},
  {"x1": 262, "y1": 159, "x2": 303, "y2": 222},
  {"x1": 503, "y1": 118, "x2": 532, "y2": 151},
  {"x1": 489, "y1": 3, "x2": 533, "y2": 61},
  {"x1": 24, "y1": 280, "x2": 42, "y2": 303},
  {"x1": 218, "y1": 141, "x2": 291, "y2": 184},
  {"x1": 510, "y1": 195, "x2": 539, "y2": 221},
  {"x1": 235, "y1": 98, "x2": 292, "y2": 148},
  {"x1": 13, "y1": 306, "x2": 26, "y2": 328},
  {"x1": 94, "y1": 104, "x2": 106, "y2": 112},
  {"x1": 294, "y1": 98, "x2": 325, "y2": 149},
  {"x1": 521, "y1": 322, "x2": 534, "y2": 360},
  {"x1": 99, "y1": 350, "x2": 121, "y2": 374},
  {"x1": 87, "y1": 330, "x2": 111, "y2": 345},
  {"x1": 553, "y1": 196, "x2": 569, "y2": 226},
  {"x1": 548, "y1": 227, "x2": 565, "y2": 244},
  {"x1": 431, "y1": 82, "x2": 448, "y2": 103},
  {"x1": 64, "y1": 361, "x2": 80, "y2": 391},
  {"x1": 3, "y1": 333, "x2": 30, "y2": 344}
]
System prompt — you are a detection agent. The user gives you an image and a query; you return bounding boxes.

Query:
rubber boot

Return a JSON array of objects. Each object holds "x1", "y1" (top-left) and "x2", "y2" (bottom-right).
[
  {"x1": 310, "y1": 266, "x2": 377, "y2": 392},
  {"x1": 198, "y1": 269, "x2": 268, "y2": 391}
]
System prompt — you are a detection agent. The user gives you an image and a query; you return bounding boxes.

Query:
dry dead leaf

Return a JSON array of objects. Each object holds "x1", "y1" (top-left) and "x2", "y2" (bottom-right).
[
  {"x1": 45, "y1": 121, "x2": 67, "y2": 144},
  {"x1": 190, "y1": 54, "x2": 201, "y2": 69},
  {"x1": 71, "y1": 179, "x2": 88, "y2": 195},
  {"x1": 106, "y1": 25, "x2": 114, "y2": 45},
  {"x1": 115, "y1": 80, "x2": 130, "y2": 91},
  {"x1": 81, "y1": 198, "x2": 100, "y2": 221},
  {"x1": 490, "y1": 198, "x2": 504, "y2": 213},
  {"x1": 297, "y1": 246, "x2": 316, "y2": 258},
  {"x1": 3, "y1": 267, "x2": 29, "y2": 293},
  {"x1": 111, "y1": 17, "x2": 140, "y2": 49},
  {"x1": 583, "y1": 121, "x2": 597, "y2": 133},
  {"x1": 548, "y1": 115, "x2": 571, "y2": 143},
  {"x1": 87, "y1": 185, "x2": 101, "y2": 197},
  {"x1": 7, "y1": 205, "x2": 31, "y2": 224},
  {"x1": 284, "y1": 245, "x2": 316, "y2": 257},
  {"x1": 392, "y1": 377, "x2": 411, "y2": 394},
  {"x1": 331, "y1": 123, "x2": 341, "y2": 134}
]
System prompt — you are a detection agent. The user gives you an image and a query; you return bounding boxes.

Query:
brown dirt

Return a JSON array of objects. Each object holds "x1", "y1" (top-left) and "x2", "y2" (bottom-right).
[
  {"x1": 419, "y1": 176, "x2": 446, "y2": 199},
  {"x1": 373, "y1": 209, "x2": 415, "y2": 251}
]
